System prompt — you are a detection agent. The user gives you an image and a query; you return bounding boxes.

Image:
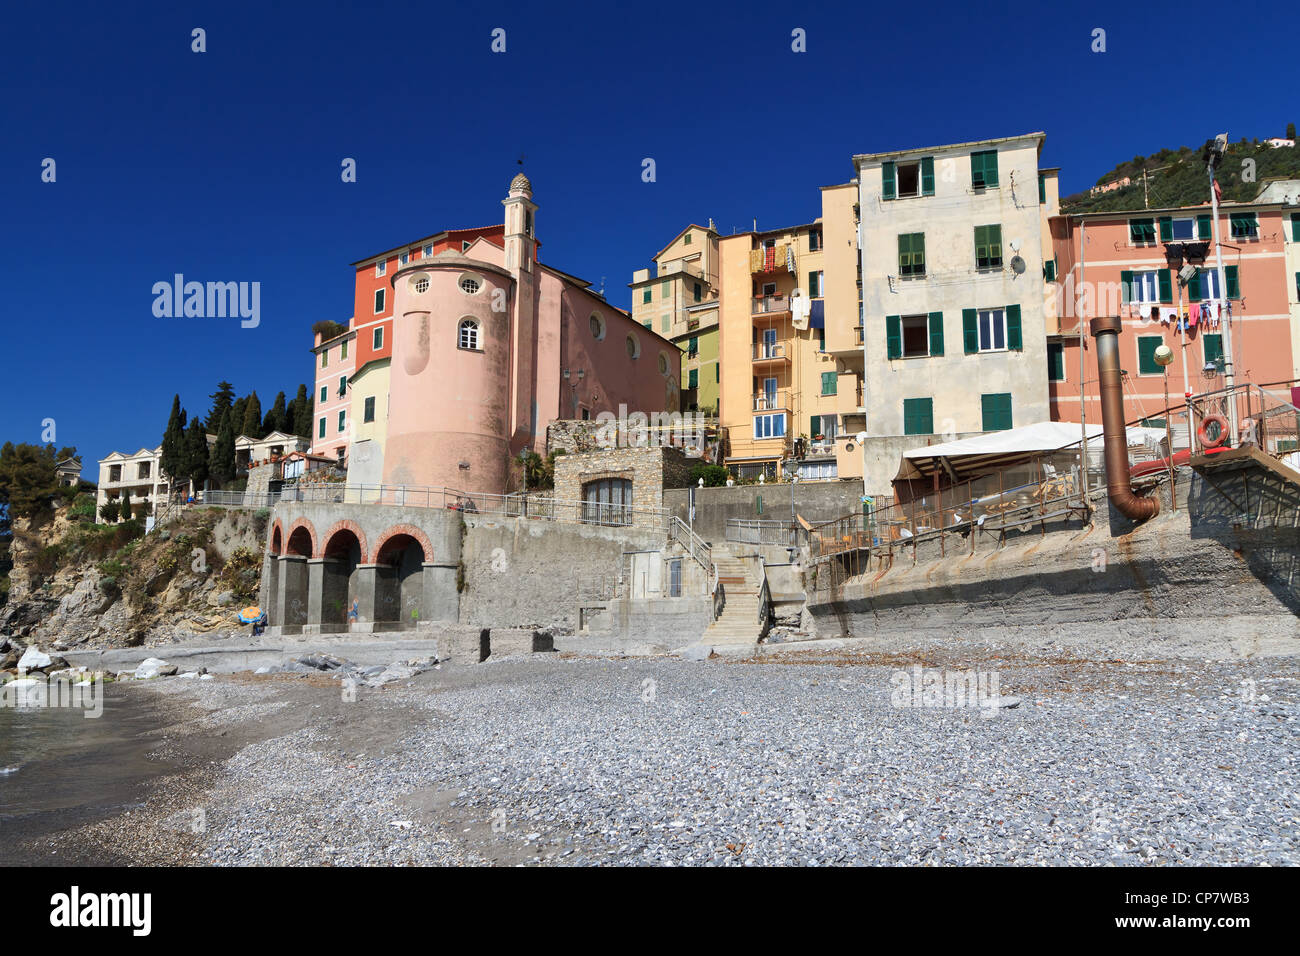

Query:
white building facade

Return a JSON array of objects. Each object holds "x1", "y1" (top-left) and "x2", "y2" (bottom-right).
[{"x1": 855, "y1": 133, "x2": 1056, "y2": 493}]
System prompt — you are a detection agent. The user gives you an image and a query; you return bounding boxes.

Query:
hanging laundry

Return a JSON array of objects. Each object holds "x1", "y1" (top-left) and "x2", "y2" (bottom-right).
[
  {"x1": 1161, "y1": 306, "x2": 1177, "y2": 326},
  {"x1": 1188, "y1": 303, "x2": 1200, "y2": 328}
]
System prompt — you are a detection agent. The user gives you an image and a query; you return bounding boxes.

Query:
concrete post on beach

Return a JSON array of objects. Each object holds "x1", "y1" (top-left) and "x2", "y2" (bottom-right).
[{"x1": 423, "y1": 562, "x2": 459, "y2": 623}]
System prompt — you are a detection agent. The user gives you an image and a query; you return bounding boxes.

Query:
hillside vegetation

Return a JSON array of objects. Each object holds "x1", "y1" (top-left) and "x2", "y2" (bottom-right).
[{"x1": 1062, "y1": 133, "x2": 1300, "y2": 214}]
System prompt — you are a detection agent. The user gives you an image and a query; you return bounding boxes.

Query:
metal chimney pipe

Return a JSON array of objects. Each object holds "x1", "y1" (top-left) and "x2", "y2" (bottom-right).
[{"x1": 1089, "y1": 315, "x2": 1159, "y2": 521}]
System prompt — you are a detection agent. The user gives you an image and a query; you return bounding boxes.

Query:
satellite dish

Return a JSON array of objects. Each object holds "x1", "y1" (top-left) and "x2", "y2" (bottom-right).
[
  {"x1": 1009, "y1": 239, "x2": 1022, "y2": 253},
  {"x1": 1010, "y1": 255, "x2": 1026, "y2": 275}
]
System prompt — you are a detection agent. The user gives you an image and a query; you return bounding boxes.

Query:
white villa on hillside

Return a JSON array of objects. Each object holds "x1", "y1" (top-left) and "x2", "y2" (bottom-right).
[{"x1": 96, "y1": 446, "x2": 170, "y2": 521}]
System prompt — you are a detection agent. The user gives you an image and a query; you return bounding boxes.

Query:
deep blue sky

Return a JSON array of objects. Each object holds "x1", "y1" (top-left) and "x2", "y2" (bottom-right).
[{"x1": 2, "y1": 0, "x2": 1295, "y2": 479}]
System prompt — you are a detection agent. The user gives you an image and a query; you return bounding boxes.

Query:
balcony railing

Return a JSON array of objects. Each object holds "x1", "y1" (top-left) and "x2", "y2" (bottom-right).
[
  {"x1": 752, "y1": 294, "x2": 789, "y2": 315},
  {"x1": 855, "y1": 326, "x2": 865, "y2": 345},
  {"x1": 752, "y1": 390, "x2": 790, "y2": 411},
  {"x1": 751, "y1": 342, "x2": 788, "y2": 362}
]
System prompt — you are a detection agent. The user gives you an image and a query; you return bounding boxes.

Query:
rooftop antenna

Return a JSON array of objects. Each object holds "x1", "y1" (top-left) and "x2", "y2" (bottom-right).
[{"x1": 598, "y1": 276, "x2": 606, "y2": 297}]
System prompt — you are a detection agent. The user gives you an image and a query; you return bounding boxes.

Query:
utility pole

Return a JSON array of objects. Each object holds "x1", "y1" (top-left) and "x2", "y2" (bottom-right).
[
  {"x1": 1206, "y1": 134, "x2": 1238, "y2": 439},
  {"x1": 1142, "y1": 168, "x2": 1150, "y2": 210},
  {"x1": 1076, "y1": 219, "x2": 1089, "y2": 496}
]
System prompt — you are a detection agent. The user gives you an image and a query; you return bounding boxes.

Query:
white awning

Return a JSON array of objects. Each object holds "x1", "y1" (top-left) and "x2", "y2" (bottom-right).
[{"x1": 895, "y1": 421, "x2": 1165, "y2": 482}]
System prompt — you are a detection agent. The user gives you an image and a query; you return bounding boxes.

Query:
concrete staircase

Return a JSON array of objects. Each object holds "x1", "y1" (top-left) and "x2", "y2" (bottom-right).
[{"x1": 701, "y1": 550, "x2": 767, "y2": 650}]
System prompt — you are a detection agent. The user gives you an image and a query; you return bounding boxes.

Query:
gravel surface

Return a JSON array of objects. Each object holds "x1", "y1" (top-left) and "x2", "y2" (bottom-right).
[{"x1": 37, "y1": 649, "x2": 1300, "y2": 865}]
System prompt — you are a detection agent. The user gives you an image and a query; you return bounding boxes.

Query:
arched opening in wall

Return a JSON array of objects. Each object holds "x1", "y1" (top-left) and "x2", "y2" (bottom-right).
[
  {"x1": 280, "y1": 525, "x2": 314, "y2": 628},
  {"x1": 321, "y1": 528, "x2": 363, "y2": 632},
  {"x1": 267, "y1": 525, "x2": 283, "y2": 624},
  {"x1": 374, "y1": 533, "x2": 426, "y2": 629}
]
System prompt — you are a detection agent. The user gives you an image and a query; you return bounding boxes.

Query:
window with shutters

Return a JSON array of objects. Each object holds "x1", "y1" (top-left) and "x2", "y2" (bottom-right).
[
  {"x1": 896, "y1": 161, "x2": 921, "y2": 198},
  {"x1": 1048, "y1": 343, "x2": 1065, "y2": 381},
  {"x1": 899, "y1": 314, "x2": 931, "y2": 358},
  {"x1": 688, "y1": 368, "x2": 698, "y2": 389},
  {"x1": 1126, "y1": 270, "x2": 1159, "y2": 304},
  {"x1": 1129, "y1": 219, "x2": 1157, "y2": 245},
  {"x1": 809, "y1": 228, "x2": 822, "y2": 250},
  {"x1": 970, "y1": 150, "x2": 998, "y2": 189},
  {"x1": 980, "y1": 393, "x2": 1012, "y2": 431},
  {"x1": 693, "y1": 282, "x2": 702, "y2": 302},
  {"x1": 683, "y1": 232, "x2": 692, "y2": 246},
  {"x1": 372, "y1": 327, "x2": 383, "y2": 350},
  {"x1": 320, "y1": 385, "x2": 327, "y2": 403},
  {"x1": 974, "y1": 224, "x2": 1003, "y2": 270},
  {"x1": 1044, "y1": 257, "x2": 1058, "y2": 282},
  {"x1": 1203, "y1": 333, "x2": 1224, "y2": 368},
  {"x1": 821, "y1": 371, "x2": 837, "y2": 396},
  {"x1": 374, "y1": 288, "x2": 386, "y2": 314},
  {"x1": 337, "y1": 410, "x2": 346, "y2": 433},
  {"x1": 1137, "y1": 335, "x2": 1164, "y2": 375},
  {"x1": 1038, "y1": 172, "x2": 1046, "y2": 204},
  {"x1": 662, "y1": 280, "x2": 672, "y2": 300},
  {"x1": 1230, "y1": 213, "x2": 1258, "y2": 240},
  {"x1": 1168, "y1": 217, "x2": 1195, "y2": 240},
  {"x1": 318, "y1": 417, "x2": 326, "y2": 439},
  {"x1": 898, "y1": 233, "x2": 926, "y2": 277},
  {"x1": 808, "y1": 270, "x2": 823, "y2": 297},
  {"x1": 902, "y1": 398, "x2": 933, "y2": 436},
  {"x1": 363, "y1": 396, "x2": 376, "y2": 423},
  {"x1": 687, "y1": 335, "x2": 698, "y2": 358},
  {"x1": 977, "y1": 308, "x2": 1006, "y2": 352},
  {"x1": 642, "y1": 289, "x2": 651, "y2": 304}
]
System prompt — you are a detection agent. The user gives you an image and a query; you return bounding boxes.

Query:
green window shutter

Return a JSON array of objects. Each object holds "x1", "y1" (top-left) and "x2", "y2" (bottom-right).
[
  {"x1": 928, "y1": 311, "x2": 944, "y2": 356},
  {"x1": 1203, "y1": 333, "x2": 1223, "y2": 366},
  {"x1": 962, "y1": 308, "x2": 978, "y2": 354},
  {"x1": 1292, "y1": 213, "x2": 1300, "y2": 242},
  {"x1": 1159, "y1": 269, "x2": 1173, "y2": 304},
  {"x1": 818, "y1": 327, "x2": 826, "y2": 351},
  {"x1": 821, "y1": 372, "x2": 836, "y2": 395},
  {"x1": 688, "y1": 368, "x2": 698, "y2": 388},
  {"x1": 715, "y1": 364, "x2": 720, "y2": 383},
  {"x1": 1225, "y1": 265, "x2": 1239, "y2": 299},
  {"x1": 810, "y1": 415, "x2": 821, "y2": 436},
  {"x1": 1038, "y1": 172, "x2": 1046, "y2": 204},
  {"x1": 1198, "y1": 214, "x2": 1212, "y2": 240},
  {"x1": 1043, "y1": 256, "x2": 1058, "y2": 282},
  {"x1": 1130, "y1": 218, "x2": 1155, "y2": 243},
  {"x1": 1048, "y1": 342, "x2": 1065, "y2": 381},
  {"x1": 981, "y1": 393, "x2": 1012, "y2": 431},
  {"x1": 886, "y1": 314, "x2": 902, "y2": 359},
  {"x1": 642, "y1": 289, "x2": 651, "y2": 304},
  {"x1": 808, "y1": 271, "x2": 821, "y2": 297},
  {"x1": 688, "y1": 335, "x2": 698, "y2": 352},
  {"x1": 1005, "y1": 304, "x2": 1022, "y2": 350},
  {"x1": 1158, "y1": 216, "x2": 1173, "y2": 242},
  {"x1": 1138, "y1": 337, "x2": 1162, "y2": 375},
  {"x1": 920, "y1": 156, "x2": 935, "y2": 196},
  {"x1": 1188, "y1": 271, "x2": 1202, "y2": 302},
  {"x1": 971, "y1": 150, "x2": 998, "y2": 188},
  {"x1": 903, "y1": 398, "x2": 933, "y2": 436},
  {"x1": 882, "y1": 161, "x2": 896, "y2": 201},
  {"x1": 1120, "y1": 269, "x2": 1134, "y2": 304}
]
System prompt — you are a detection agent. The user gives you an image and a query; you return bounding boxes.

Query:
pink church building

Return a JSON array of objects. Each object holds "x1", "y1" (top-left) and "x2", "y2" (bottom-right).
[{"x1": 368, "y1": 172, "x2": 681, "y2": 495}]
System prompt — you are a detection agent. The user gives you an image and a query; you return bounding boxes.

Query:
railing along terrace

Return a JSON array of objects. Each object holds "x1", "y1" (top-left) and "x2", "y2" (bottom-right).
[
  {"x1": 725, "y1": 518, "x2": 797, "y2": 547},
  {"x1": 1186, "y1": 381, "x2": 1300, "y2": 459}
]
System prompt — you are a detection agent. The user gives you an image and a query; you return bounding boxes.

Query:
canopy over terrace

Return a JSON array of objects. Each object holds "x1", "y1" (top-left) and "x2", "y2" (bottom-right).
[{"x1": 894, "y1": 421, "x2": 1165, "y2": 484}]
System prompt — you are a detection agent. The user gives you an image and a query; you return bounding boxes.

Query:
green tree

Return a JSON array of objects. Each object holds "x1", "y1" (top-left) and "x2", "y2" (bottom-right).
[
  {"x1": 290, "y1": 384, "x2": 313, "y2": 438},
  {"x1": 240, "y1": 391, "x2": 263, "y2": 439},
  {"x1": 159, "y1": 394, "x2": 188, "y2": 501},
  {"x1": 262, "y1": 391, "x2": 287, "y2": 434},
  {"x1": 99, "y1": 499, "x2": 120, "y2": 523},
  {"x1": 0, "y1": 442, "x2": 61, "y2": 522},
  {"x1": 206, "y1": 381, "x2": 236, "y2": 431},
  {"x1": 120, "y1": 489, "x2": 133, "y2": 522},
  {"x1": 1289, "y1": 122, "x2": 1297, "y2": 140},
  {"x1": 183, "y1": 417, "x2": 210, "y2": 495},
  {"x1": 209, "y1": 411, "x2": 237, "y2": 486}
]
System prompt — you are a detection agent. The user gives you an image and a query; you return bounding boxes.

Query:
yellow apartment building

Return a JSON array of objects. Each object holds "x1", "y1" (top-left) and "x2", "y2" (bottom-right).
[
  {"x1": 630, "y1": 224, "x2": 721, "y2": 414},
  {"x1": 718, "y1": 183, "x2": 864, "y2": 481}
]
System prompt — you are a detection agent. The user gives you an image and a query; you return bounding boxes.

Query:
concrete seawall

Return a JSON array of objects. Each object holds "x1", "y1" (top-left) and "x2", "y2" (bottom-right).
[{"x1": 805, "y1": 470, "x2": 1300, "y2": 658}]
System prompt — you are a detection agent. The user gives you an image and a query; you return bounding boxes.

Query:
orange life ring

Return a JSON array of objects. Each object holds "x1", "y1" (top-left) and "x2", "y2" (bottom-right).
[{"x1": 1198, "y1": 414, "x2": 1229, "y2": 448}]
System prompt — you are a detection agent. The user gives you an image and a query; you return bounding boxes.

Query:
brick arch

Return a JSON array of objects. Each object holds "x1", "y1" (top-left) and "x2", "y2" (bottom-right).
[
  {"x1": 372, "y1": 523, "x2": 434, "y2": 566},
  {"x1": 285, "y1": 518, "x2": 317, "y2": 557},
  {"x1": 319, "y1": 519, "x2": 369, "y2": 563},
  {"x1": 270, "y1": 520, "x2": 284, "y2": 555}
]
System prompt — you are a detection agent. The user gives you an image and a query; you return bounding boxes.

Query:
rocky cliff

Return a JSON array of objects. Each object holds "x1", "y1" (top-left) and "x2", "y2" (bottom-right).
[{"x1": 1, "y1": 503, "x2": 268, "y2": 655}]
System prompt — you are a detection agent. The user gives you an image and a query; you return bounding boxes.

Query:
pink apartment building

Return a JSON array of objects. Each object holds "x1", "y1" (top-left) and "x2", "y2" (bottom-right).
[{"x1": 1048, "y1": 197, "x2": 1300, "y2": 429}]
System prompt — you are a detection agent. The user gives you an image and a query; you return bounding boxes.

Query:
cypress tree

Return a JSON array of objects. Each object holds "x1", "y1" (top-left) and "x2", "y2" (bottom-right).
[
  {"x1": 160, "y1": 395, "x2": 187, "y2": 501},
  {"x1": 262, "y1": 391, "x2": 287, "y2": 435},
  {"x1": 241, "y1": 391, "x2": 263, "y2": 440},
  {"x1": 209, "y1": 412, "x2": 237, "y2": 486},
  {"x1": 291, "y1": 384, "x2": 312, "y2": 438},
  {"x1": 120, "y1": 489, "x2": 133, "y2": 522},
  {"x1": 184, "y1": 417, "x2": 210, "y2": 495}
]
